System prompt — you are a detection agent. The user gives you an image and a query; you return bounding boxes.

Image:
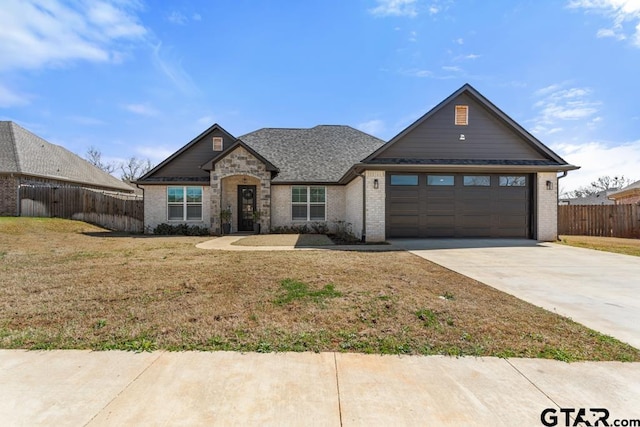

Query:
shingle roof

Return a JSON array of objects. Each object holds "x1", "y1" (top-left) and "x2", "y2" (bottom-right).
[
  {"x1": 365, "y1": 158, "x2": 562, "y2": 166},
  {"x1": 608, "y1": 179, "x2": 640, "y2": 200},
  {"x1": 239, "y1": 125, "x2": 385, "y2": 182},
  {"x1": 0, "y1": 121, "x2": 133, "y2": 192}
]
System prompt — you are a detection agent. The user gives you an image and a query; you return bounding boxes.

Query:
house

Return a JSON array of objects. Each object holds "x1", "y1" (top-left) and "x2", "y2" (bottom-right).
[
  {"x1": 0, "y1": 121, "x2": 134, "y2": 216},
  {"x1": 608, "y1": 180, "x2": 640, "y2": 205},
  {"x1": 559, "y1": 190, "x2": 615, "y2": 205},
  {"x1": 136, "y1": 84, "x2": 578, "y2": 241}
]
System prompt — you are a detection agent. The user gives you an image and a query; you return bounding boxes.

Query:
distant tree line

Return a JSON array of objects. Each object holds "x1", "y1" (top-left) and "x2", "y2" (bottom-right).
[
  {"x1": 85, "y1": 146, "x2": 153, "y2": 181},
  {"x1": 562, "y1": 175, "x2": 633, "y2": 199}
]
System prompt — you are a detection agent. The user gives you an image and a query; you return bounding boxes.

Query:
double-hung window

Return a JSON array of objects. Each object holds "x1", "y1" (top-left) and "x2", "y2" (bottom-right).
[
  {"x1": 292, "y1": 186, "x2": 326, "y2": 221},
  {"x1": 168, "y1": 186, "x2": 203, "y2": 221}
]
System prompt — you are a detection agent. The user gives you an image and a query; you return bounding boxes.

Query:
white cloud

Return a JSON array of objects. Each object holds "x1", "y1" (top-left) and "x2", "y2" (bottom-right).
[
  {"x1": 369, "y1": 0, "x2": 418, "y2": 17},
  {"x1": 357, "y1": 119, "x2": 386, "y2": 136},
  {"x1": 442, "y1": 65, "x2": 462, "y2": 72},
  {"x1": 0, "y1": 0, "x2": 146, "y2": 71},
  {"x1": 123, "y1": 103, "x2": 159, "y2": 116},
  {"x1": 568, "y1": 0, "x2": 640, "y2": 46},
  {"x1": 531, "y1": 84, "x2": 601, "y2": 135},
  {"x1": 0, "y1": 84, "x2": 29, "y2": 107},
  {"x1": 455, "y1": 38, "x2": 464, "y2": 44},
  {"x1": 409, "y1": 31, "x2": 418, "y2": 42},
  {"x1": 553, "y1": 140, "x2": 640, "y2": 191},
  {"x1": 192, "y1": 13, "x2": 202, "y2": 21},
  {"x1": 400, "y1": 68, "x2": 433, "y2": 77},
  {"x1": 151, "y1": 43, "x2": 199, "y2": 95},
  {"x1": 167, "y1": 11, "x2": 188, "y2": 25}
]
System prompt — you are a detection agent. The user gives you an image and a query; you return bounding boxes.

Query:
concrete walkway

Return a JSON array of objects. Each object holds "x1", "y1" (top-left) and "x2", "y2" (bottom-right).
[
  {"x1": 391, "y1": 239, "x2": 640, "y2": 349},
  {"x1": 196, "y1": 236, "x2": 396, "y2": 251},
  {"x1": 1, "y1": 350, "x2": 639, "y2": 426}
]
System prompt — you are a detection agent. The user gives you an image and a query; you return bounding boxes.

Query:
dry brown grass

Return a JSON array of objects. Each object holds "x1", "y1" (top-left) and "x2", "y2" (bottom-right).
[
  {"x1": 231, "y1": 234, "x2": 334, "y2": 247},
  {"x1": 1, "y1": 218, "x2": 638, "y2": 361},
  {"x1": 559, "y1": 235, "x2": 640, "y2": 257}
]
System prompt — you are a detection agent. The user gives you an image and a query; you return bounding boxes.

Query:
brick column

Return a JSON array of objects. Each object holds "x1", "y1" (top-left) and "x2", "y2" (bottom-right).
[
  {"x1": 537, "y1": 172, "x2": 558, "y2": 241},
  {"x1": 364, "y1": 170, "x2": 386, "y2": 242}
]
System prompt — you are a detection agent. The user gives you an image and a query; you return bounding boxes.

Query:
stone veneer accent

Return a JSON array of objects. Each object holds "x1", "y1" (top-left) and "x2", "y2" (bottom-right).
[
  {"x1": 536, "y1": 172, "x2": 558, "y2": 241},
  {"x1": 364, "y1": 170, "x2": 385, "y2": 242},
  {"x1": 0, "y1": 175, "x2": 18, "y2": 216},
  {"x1": 210, "y1": 146, "x2": 271, "y2": 234}
]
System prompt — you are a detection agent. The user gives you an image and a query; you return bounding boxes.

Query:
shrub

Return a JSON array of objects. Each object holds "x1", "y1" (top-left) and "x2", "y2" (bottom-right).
[{"x1": 152, "y1": 223, "x2": 210, "y2": 236}]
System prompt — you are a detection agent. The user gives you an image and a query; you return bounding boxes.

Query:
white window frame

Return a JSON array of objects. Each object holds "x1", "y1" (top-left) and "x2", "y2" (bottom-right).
[
  {"x1": 291, "y1": 186, "x2": 326, "y2": 221},
  {"x1": 167, "y1": 186, "x2": 203, "y2": 221}
]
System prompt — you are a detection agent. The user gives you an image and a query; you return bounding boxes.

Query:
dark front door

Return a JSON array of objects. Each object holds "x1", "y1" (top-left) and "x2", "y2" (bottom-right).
[{"x1": 237, "y1": 185, "x2": 256, "y2": 232}]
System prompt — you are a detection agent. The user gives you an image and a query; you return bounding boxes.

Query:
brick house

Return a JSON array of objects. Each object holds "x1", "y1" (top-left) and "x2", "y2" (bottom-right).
[
  {"x1": 135, "y1": 84, "x2": 578, "y2": 241},
  {"x1": 0, "y1": 121, "x2": 134, "y2": 216},
  {"x1": 608, "y1": 180, "x2": 640, "y2": 205}
]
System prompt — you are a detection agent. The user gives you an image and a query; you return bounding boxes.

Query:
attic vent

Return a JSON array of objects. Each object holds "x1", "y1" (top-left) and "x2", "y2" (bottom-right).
[
  {"x1": 212, "y1": 137, "x2": 223, "y2": 151},
  {"x1": 455, "y1": 105, "x2": 468, "y2": 126}
]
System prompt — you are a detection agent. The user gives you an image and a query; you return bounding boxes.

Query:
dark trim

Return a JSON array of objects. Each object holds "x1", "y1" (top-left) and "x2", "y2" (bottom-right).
[
  {"x1": 136, "y1": 123, "x2": 238, "y2": 182},
  {"x1": 362, "y1": 83, "x2": 574, "y2": 166},
  {"x1": 200, "y1": 139, "x2": 279, "y2": 173},
  {"x1": 271, "y1": 181, "x2": 343, "y2": 186}
]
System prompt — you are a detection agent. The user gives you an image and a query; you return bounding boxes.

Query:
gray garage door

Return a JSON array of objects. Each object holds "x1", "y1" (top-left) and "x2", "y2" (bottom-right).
[{"x1": 386, "y1": 173, "x2": 531, "y2": 238}]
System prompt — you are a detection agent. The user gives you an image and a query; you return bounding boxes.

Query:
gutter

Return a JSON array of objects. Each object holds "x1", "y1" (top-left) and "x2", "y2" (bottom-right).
[
  {"x1": 556, "y1": 171, "x2": 568, "y2": 240},
  {"x1": 354, "y1": 172, "x2": 366, "y2": 242}
]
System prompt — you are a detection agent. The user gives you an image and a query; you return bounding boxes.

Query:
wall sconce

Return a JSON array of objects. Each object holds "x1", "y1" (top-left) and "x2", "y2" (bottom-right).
[
  {"x1": 459, "y1": 134, "x2": 466, "y2": 141},
  {"x1": 546, "y1": 180, "x2": 554, "y2": 190},
  {"x1": 373, "y1": 179, "x2": 379, "y2": 189}
]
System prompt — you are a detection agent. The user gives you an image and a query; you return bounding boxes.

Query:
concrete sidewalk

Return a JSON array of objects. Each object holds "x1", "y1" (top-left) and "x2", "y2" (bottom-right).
[
  {"x1": 1, "y1": 350, "x2": 639, "y2": 426},
  {"x1": 195, "y1": 236, "x2": 396, "y2": 252}
]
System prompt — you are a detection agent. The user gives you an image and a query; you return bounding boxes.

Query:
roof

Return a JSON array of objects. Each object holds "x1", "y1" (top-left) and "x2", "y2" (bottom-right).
[
  {"x1": 362, "y1": 83, "x2": 577, "y2": 171},
  {"x1": 608, "y1": 180, "x2": 640, "y2": 200},
  {"x1": 560, "y1": 190, "x2": 615, "y2": 205},
  {"x1": 240, "y1": 125, "x2": 385, "y2": 182},
  {"x1": 200, "y1": 139, "x2": 279, "y2": 173},
  {"x1": 0, "y1": 121, "x2": 133, "y2": 192}
]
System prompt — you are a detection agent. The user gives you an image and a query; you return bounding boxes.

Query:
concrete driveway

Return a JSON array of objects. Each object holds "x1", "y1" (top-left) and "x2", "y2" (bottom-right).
[{"x1": 390, "y1": 239, "x2": 640, "y2": 349}]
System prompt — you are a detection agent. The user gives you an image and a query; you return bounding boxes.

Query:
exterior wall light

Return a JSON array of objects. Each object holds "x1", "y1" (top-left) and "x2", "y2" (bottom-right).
[
  {"x1": 459, "y1": 134, "x2": 466, "y2": 141},
  {"x1": 546, "y1": 180, "x2": 554, "y2": 190},
  {"x1": 373, "y1": 179, "x2": 379, "y2": 189}
]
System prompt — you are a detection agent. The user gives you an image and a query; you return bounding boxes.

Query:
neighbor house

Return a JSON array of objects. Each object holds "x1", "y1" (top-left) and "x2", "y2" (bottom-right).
[
  {"x1": 136, "y1": 84, "x2": 578, "y2": 241},
  {"x1": 559, "y1": 190, "x2": 615, "y2": 206},
  {"x1": 608, "y1": 180, "x2": 640, "y2": 205},
  {"x1": 0, "y1": 121, "x2": 134, "y2": 216}
]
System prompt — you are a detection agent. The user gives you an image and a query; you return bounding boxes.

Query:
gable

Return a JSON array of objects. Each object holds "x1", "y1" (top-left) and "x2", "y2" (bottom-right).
[{"x1": 140, "y1": 125, "x2": 236, "y2": 181}]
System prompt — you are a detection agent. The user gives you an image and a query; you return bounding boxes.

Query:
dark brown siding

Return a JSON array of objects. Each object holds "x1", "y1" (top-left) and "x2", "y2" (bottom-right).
[
  {"x1": 386, "y1": 173, "x2": 531, "y2": 238},
  {"x1": 378, "y1": 93, "x2": 546, "y2": 160},
  {"x1": 148, "y1": 129, "x2": 233, "y2": 179}
]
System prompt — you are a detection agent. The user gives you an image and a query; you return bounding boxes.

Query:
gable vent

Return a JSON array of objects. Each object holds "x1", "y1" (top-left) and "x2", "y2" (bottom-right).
[
  {"x1": 455, "y1": 105, "x2": 468, "y2": 126},
  {"x1": 212, "y1": 137, "x2": 223, "y2": 151}
]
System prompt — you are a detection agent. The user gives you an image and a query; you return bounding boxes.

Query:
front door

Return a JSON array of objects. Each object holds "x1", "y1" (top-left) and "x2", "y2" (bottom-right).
[{"x1": 237, "y1": 185, "x2": 256, "y2": 232}]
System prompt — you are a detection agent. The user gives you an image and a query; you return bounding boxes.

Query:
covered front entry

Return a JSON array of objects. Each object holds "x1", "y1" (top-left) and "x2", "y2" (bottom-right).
[
  {"x1": 386, "y1": 173, "x2": 532, "y2": 238},
  {"x1": 237, "y1": 185, "x2": 256, "y2": 232}
]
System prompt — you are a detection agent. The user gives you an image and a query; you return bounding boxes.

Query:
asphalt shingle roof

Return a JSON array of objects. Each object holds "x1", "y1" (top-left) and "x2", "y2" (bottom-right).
[
  {"x1": 239, "y1": 125, "x2": 385, "y2": 182},
  {"x1": 0, "y1": 121, "x2": 133, "y2": 192}
]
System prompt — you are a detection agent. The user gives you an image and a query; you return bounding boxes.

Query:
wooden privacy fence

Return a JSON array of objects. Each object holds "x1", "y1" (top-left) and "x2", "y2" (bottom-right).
[
  {"x1": 558, "y1": 204, "x2": 640, "y2": 238},
  {"x1": 18, "y1": 184, "x2": 144, "y2": 233}
]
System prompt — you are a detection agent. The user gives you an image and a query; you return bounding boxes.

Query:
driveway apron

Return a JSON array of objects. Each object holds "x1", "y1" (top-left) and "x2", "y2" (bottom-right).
[{"x1": 390, "y1": 239, "x2": 640, "y2": 349}]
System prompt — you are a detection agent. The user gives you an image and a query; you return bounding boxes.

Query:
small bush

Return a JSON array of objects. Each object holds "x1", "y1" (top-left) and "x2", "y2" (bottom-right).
[
  {"x1": 152, "y1": 223, "x2": 210, "y2": 236},
  {"x1": 270, "y1": 224, "x2": 311, "y2": 234}
]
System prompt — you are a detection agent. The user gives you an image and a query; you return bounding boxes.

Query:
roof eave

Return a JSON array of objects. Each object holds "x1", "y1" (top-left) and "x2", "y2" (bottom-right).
[{"x1": 349, "y1": 163, "x2": 580, "y2": 174}]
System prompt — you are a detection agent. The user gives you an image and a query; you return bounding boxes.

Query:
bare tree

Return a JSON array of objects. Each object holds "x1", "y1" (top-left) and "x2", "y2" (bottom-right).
[
  {"x1": 119, "y1": 157, "x2": 153, "y2": 181},
  {"x1": 85, "y1": 146, "x2": 116, "y2": 174},
  {"x1": 564, "y1": 175, "x2": 633, "y2": 198}
]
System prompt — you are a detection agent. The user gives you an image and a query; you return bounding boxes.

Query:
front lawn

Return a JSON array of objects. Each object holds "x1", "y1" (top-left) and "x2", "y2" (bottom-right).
[
  {"x1": 1, "y1": 217, "x2": 638, "y2": 361},
  {"x1": 559, "y1": 235, "x2": 640, "y2": 257}
]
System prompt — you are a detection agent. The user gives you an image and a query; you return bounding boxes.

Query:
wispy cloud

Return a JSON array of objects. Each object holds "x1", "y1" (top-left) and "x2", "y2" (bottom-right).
[
  {"x1": 531, "y1": 83, "x2": 601, "y2": 135},
  {"x1": 151, "y1": 43, "x2": 199, "y2": 95},
  {"x1": 0, "y1": 0, "x2": 147, "y2": 71},
  {"x1": 0, "y1": 84, "x2": 30, "y2": 107},
  {"x1": 357, "y1": 119, "x2": 386, "y2": 136},
  {"x1": 568, "y1": 0, "x2": 640, "y2": 46},
  {"x1": 123, "y1": 103, "x2": 159, "y2": 117},
  {"x1": 167, "y1": 11, "x2": 188, "y2": 25},
  {"x1": 369, "y1": 0, "x2": 418, "y2": 17}
]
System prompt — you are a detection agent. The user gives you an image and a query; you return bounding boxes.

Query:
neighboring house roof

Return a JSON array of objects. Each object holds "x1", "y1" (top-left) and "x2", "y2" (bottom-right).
[
  {"x1": 0, "y1": 121, "x2": 133, "y2": 192},
  {"x1": 362, "y1": 83, "x2": 576, "y2": 171},
  {"x1": 608, "y1": 180, "x2": 640, "y2": 201},
  {"x1": 239, "y1": 125, "x2": 385, "y2": 183},
  {"x1": 559, "y1": 190, "x2": 615, "y2": 205}
]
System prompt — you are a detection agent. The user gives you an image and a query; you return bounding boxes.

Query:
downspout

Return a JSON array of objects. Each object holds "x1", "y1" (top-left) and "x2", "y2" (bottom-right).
[
  {"x1": 556, "y1": 171, "x2": 568, "y2": 240},
  {"x1": 355, "y1": 172, "x2": 366, "y2": 242}
]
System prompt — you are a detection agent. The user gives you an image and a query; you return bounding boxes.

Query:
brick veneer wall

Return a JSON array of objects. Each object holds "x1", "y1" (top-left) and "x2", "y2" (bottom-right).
[
  {"x1": 142, "y1": 184, "x2": 212, "y2": 233},
  {"x1": 537, "y1": 172, "x2": 558, "y2": 241},
  {"x1": 0, "y1": 175, "x2": 18, "y2": 215},
  {"x1": 364, "y1": 170, "x2": 385, "y2": 242},
  {"x1": 345, "y1": 177, "x2": 363, "y2": 239}
]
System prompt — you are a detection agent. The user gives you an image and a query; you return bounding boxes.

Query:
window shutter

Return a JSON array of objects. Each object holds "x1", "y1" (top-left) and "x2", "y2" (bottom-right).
[
  {"x1": 212, "y1": 137, "x2": 223, "y2": 151},
  {"x1": 455, "y1": 105, "x2": 468, "y2": 126}
]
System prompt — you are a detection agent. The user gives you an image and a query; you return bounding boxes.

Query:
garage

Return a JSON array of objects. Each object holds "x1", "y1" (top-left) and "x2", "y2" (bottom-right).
[{"x1": 386, "y1": 173, "x2": 532, "y2": 238}]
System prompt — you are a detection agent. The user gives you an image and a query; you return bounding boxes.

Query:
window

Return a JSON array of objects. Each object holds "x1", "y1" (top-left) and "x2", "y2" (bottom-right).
[
  {"x1": 390, "y1": 175, "x2": 418, "y2": 186},
  {"x1": 463, "y1": 176, "x2": 490, "y2": 186},
  {"x1": 168, "y1": 186, "x2": 203, "y2": 221},
  {"x1": 427, "y1": 175, "x2": 454, "y2": 186},
  {"x1": 292, "y1": 186, "x2": 325, "y2": 221},
  {"x1": 455, "y1": 105, "x2": 469, "y2": 126},
  {"x1": 500, "y1": 176, "x2": 527, "y2": 187},
  {"x1": 212, "y1": 137, "x2": 223, "y2": 151}
]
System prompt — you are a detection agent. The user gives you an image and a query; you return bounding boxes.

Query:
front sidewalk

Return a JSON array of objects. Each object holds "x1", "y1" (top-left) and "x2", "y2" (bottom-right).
[{"x1": 1, "y1": 350, "x2": 638, "y2": 426}]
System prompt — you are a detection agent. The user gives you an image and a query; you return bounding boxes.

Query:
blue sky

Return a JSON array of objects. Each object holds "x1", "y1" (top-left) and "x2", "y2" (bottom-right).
[{"x1": 1, "y1": 0, "x2": 639, "y2": 193}]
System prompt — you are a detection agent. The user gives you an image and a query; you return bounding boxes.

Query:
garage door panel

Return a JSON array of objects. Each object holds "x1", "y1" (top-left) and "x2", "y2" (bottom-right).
[{"x1": 387, "y1": 173, "x2": 530, "y2": 238}]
